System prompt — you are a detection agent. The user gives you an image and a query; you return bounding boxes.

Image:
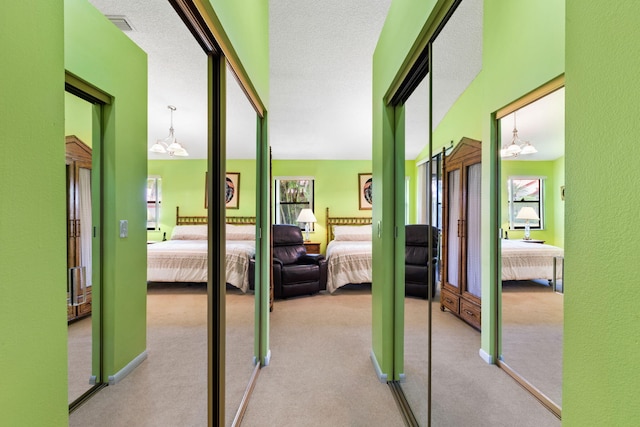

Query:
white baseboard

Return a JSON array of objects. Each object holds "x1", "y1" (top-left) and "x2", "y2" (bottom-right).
[
  {"x1": 370, "y1": 349, "x2": 388, "y2": 383},
  {"x1": 108, "y1": 350, "x2": 148, "y2": 385},
  {"x1": 479, "y1": 348, "x2": 494, "y2": 364}
]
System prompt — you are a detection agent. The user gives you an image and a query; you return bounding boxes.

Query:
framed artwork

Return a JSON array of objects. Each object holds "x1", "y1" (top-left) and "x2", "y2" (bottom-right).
[
  {"x1": 225, "y1": 172, "x2": 240, "y2": 209},
  {"x1": 204, "y1": 172, "x2": 240, "y2": 209},
  {"x1": 358, "y1": 173, "x2": 373, "y2": 210}
]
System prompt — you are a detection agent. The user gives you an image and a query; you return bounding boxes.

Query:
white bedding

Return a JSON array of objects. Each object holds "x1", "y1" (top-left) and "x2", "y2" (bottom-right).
[
  {"x1": 147, "y1": 239, "x2": 255, "y2": 292},
  {"x1": 325, "y1": 240, "x2": 372, "y2": 293},
  {"x1": 501, "y1": 239, "x2": 563, "y2": 281}
]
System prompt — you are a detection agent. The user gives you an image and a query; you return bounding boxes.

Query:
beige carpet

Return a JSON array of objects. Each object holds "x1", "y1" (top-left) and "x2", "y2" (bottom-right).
[
  {"x1": 70, "y1": 284, "x2": 561, "y2": 426},
  {"x1": 501, "y1": 280, "x2": 563, "y2": 405},
  {"x1": 68, "y1": 315, "x2": 93, "y2": 404},
  {"x1": 241, "y1": 287, "x2": 404, "y2": 427},
  {"x1": 70, "y1": 283, "x2": 256, "y2": 427},
  {"x1": 403, "y1": 291, "x2": 561, "y2": 426}
]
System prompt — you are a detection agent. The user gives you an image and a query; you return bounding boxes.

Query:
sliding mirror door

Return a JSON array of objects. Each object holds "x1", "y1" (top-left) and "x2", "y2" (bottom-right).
[
  {"x1": 400, "y1": 0, "x2": 483, "y2": 424},
  {"x1": 65, "y1": 88, "x2": 104, "y2": 409},
  {"x1": 498, "y1": 84, "x2": 565, "y2": 415},
  {"x1": 402, "y1": 73, "x2": 435, "y2": 427},
  {"x1": 225, "y1": 62, "x2": 259, "y2": 426}
]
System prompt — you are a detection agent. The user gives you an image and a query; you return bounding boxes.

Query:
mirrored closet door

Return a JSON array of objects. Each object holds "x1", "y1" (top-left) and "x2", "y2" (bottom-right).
[
  {"x1": 400, "y1": 0, "x2": 483, "y2": 424},
  {"x1": 65, "y1": 89, "x2": 103, "y2": 408},
  {"x1": 497, "y1": 83, "x2": 565, "y2": 415},
  {"x1": 224, "y1": 61, "x2": 259, "y2": 426}
]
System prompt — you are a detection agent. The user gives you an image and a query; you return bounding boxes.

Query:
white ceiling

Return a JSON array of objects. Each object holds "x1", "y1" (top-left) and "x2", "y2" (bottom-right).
[{"x1": 87, "y1": 0, "x2": 561, "y2": 162}]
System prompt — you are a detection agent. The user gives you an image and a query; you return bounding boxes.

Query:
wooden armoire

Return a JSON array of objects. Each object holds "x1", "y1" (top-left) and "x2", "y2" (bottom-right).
[
  {"x1": 440, "y1": 137, "x2": 482, "y2": 329},
  {"x1": 66, "y1": 135, "x2": 93, "y2": 322}
]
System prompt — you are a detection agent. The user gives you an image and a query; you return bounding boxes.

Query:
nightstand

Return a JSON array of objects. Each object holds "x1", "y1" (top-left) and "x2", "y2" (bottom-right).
[{"x1": 303, "y1": 241, "x2": 321, "y2": 254}]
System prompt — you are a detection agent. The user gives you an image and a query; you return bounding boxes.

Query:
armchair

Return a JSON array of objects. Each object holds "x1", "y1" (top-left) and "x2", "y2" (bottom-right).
[
  {"x1": 405, "y1": 224, "x2": 439, "y2": 299},
  {"x1": 272, "y1": 224, "x2": 327, "y2": 299}
]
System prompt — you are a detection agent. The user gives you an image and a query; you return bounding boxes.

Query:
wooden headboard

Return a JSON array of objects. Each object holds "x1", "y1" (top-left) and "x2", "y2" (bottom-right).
[
  {"x1": 325, "y1": 207, "x2": 372, "y2": 243},
  {"x1": 175, "y1": 206, "x2": 256, "y2": 225}
]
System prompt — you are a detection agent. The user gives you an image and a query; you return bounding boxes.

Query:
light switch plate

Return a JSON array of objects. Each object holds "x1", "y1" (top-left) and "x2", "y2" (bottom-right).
[{"x1": 119, "y1": 220, "x2": 128, "y2": 238}]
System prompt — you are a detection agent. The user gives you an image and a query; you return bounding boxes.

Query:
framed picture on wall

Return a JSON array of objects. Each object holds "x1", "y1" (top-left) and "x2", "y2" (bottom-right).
[
  {"x1": 204, "y1": 172, "x2": 240, "y2": 209},
  {"x1": 358, "y1": 173, "x2": 373, "y2": 210},
  {"x1": 225, "y1": 172, "x2": 240, "y2": 209}
]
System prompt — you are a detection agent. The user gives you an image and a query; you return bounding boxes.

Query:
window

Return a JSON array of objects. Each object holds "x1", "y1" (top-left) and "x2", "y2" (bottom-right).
[
  {"x1": 508, "y1": 177, "x2": 543, "y2": 230},
  {"x1": 275, "y1": 177, "x2": 314, "y2": 228},
  {"x1": 147, "y1": 176, "x2": 162, "y2": 230}
]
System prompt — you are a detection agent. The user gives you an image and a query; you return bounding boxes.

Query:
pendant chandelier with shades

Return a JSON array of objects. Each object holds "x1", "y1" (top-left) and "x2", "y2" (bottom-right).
[
  {"x1": 150, "y1": 105, "x2": 189, "y2": 157},
  {"x1": 500, "y1": 111, "x2": 537, "y2": 158}
]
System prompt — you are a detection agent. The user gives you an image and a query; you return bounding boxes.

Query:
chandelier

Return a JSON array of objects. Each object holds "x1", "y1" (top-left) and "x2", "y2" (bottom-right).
[
  {"x1": 500, "y1": 111, "x2": 537, "y2": 158},
  {"x1": 150, "y1": 105, "x2": 189, "y2": 157}
]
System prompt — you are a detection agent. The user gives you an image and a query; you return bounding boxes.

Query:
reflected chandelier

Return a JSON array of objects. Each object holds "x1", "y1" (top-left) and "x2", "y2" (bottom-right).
[
  {"x1": 500, "y1": 111, "x2": 537, "y2": 158},
  {"x1": 150, "y1": 105, "x2": 189, "y2": 157}
]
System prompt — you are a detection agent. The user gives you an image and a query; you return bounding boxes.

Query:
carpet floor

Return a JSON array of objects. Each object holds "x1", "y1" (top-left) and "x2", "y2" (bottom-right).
[{"x1": 70, "y1": 283, "x2": 561, "y2": 426}]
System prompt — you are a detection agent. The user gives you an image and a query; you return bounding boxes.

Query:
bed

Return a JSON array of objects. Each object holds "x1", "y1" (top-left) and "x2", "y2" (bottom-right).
[
  {"x1": 147, "y1": 207, "x2": 256, "y2": 292},
  {"x1": 324, "y1": 208, "x2": 373, "y2": 293},
  {"x1": 501, "y1": 239, "x2": 564, "y2": 284}
]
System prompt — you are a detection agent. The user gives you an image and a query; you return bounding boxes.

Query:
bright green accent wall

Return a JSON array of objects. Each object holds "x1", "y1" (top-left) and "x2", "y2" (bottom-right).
[
  {"x1": 65, "y1": 91, "x2": 93, "y2": 146},
  {"x1": 0, "y1": 2, "x2": 68, "y2": 426},
  {"x1": 564, "y1": 1, "x2": 640, "y2": 424},
  {"x1": 500, "y1": 160, "x2": 564, "y2": 247},
  {"x1": 416, "y1": 75, "x2": 484, "y2": 163},
  {"x1": 65, "y1": 0, "x2": 148, "y2": 378},
  {"x1": 147, "y1": 159, "x2": 257, "y2": 241},
  {"x1": 207, "y1": 0, "x2": 269, "y2": 107}
]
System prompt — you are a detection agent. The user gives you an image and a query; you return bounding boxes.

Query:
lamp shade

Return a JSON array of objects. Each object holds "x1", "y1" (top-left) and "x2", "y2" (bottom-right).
[
  {"x1": 296, "y1": 208, "x2": 317, "y2": 223},
  {"x1": 516, "y1": 207, "x2": 539, "y2": 221}
]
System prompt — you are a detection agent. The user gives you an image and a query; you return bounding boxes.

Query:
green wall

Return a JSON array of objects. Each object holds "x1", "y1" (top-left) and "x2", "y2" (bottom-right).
[
  {"x1": 147, "y1": 159, "x2": 257, "y2": 241},
  {"x1": 564, "y1": 1, "x2": 640, "y2": 424},
  {"x1": 0, "y1": 2, "x2": 67, "y2": 425},
  {"x1": 153, "y1": 159, "x2": 375, "y2": 253},
  {"x1": 208, "y1": 0, "x2": 269, "y2": 106},
  {"x1": 65, "y1": 91, "x2": 94, "y2": 146},
  {"x1": 65, "y1": 0, "x2": 148, "y2": 378},
  {"x1": 500, "y1": 160, "x2": 564, "y2": 246}
]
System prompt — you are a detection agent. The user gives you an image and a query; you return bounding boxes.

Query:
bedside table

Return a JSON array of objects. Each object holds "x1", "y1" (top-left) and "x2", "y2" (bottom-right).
[{"x1": 303, "y1": 242, "x2": 321, "y2": 254}]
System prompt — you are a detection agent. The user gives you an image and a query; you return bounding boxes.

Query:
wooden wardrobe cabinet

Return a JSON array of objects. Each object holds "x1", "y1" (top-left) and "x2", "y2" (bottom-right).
[
  {"x1": 440, "y1": 137, "x2": 482, "y2": 329},
  {"x1": 66, "y1": 136, "x2": 93, "y2": 322}
]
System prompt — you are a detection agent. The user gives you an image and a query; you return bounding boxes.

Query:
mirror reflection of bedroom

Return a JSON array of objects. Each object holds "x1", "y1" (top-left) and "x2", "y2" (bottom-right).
[
  {"x1": 498, "y1": 85, "x2": 565, "y2": 413},
  {"x1": 144, "y1": 40, "x2": 258, "y2": 427}
]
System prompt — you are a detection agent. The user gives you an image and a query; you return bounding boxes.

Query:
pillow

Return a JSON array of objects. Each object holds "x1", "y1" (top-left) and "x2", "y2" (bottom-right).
[
  {"x1": 170, "y1": 225, "x2": 208, "y2": 240},
  {"x1": 333, "y1": 225, "x2": 372, "y2": 241},
  {"x1": 226, "y1": 224, "x2": 255, "y2": 241}
]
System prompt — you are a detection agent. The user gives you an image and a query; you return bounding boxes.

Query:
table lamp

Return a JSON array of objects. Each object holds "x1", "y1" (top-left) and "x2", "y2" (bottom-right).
[
  {"x1": 296, "y1": 208, "x2": 317, "y2": 242},
  {"x1": 516, "y1": 207, "x2": 539, "y2": 240}
]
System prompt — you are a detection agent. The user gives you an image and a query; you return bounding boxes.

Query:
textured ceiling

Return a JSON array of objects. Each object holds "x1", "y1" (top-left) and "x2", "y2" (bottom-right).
[{"x1": 86, "y1": 0, "x2": 561, "y2": 162}]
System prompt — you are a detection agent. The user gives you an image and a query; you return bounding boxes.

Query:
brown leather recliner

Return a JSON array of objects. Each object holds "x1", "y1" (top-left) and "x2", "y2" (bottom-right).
[
  {"x1": 405, "y1": 224, "x2": 439, "y2": 299},
  {"x1": 271, "y1": 224, "x2": 327, "y2": 299}
]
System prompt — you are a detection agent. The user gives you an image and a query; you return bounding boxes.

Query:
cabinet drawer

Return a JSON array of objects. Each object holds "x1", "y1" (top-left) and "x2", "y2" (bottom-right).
[
  {"x1": 77, "y1": 301, "x2": 92, "y2": 316},
  {"x1": 304, "y1": 242, "x2": 321, "y2": 254},
  {"x1": 460, "y1": 300, "x2": 481, "y2": 329},
  {"x1": 440, "y1": 290, "x2": 459, "y2": 313}
]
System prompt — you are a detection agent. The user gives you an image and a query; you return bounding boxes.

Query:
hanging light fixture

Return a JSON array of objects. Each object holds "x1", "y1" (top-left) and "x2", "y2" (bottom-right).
[
  {"x1": 500, "y1": 111, "x2": 537, "y2": 158},
  {"x1": 150, "y1": 105, "x2": 189, "y2": 157}
]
